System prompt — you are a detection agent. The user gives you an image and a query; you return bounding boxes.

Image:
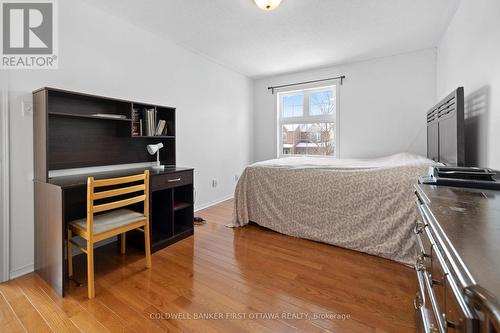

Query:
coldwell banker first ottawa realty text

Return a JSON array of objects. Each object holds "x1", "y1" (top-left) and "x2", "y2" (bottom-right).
[{"x1": 1, "y1": 0, "x2": 58, "y2": 69}]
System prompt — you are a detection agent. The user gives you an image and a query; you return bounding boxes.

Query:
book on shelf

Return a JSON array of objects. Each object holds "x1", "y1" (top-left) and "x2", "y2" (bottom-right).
[
  {"x1": 132, "y1": 108, "x2": 140, "y2": 136},
  {"x1": 136, "y1": 107, "x2": 169, "y2": 137},
  {"x1": 155, "y1": 120, "x2": 166, "y2": 136},
  {"x1": 148, "y1": 108, "x2": 155, "y2": 136},
  {"x1": 154, "y1": 110, "x2": 157, "y2": 132},
  {"x1": 140, "y1": 108, "x2": 153, "y2": 136}
]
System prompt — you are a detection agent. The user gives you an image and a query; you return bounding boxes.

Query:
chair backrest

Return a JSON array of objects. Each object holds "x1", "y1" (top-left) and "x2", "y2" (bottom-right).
[{"x1": 86, "y1": 170, "x2": 150, "y2": 237}]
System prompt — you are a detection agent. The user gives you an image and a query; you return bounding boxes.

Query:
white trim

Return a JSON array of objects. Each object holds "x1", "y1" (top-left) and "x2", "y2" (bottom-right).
[
  {"x1": 195, "y1": 195, "x2": 233, "y2": 212},
  {"x1": 9, "y1": 263, "x2": 33, "y2": 280},
  {"x1": 336, "y1": 82, "x2": 341, "y2": 158},
  {"x1": 0, "y1": 73, "x2": 10, "y2": 282}
]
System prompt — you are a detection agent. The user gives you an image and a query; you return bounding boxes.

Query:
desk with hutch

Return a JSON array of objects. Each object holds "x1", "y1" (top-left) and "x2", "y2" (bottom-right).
[{"x1": 33, "y1": 87, "x2": 194, "y2": 296}]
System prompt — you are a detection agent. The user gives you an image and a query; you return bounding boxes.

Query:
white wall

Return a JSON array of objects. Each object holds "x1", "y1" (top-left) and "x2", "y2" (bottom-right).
[
  {"x1": 253, "y1": 49, "x2": 436, "y2": 161},
  {"x1": 1, "y1": 73, "x2": 9, "y2": 282},
  {"x1": 436, "y1": 0, "x2": 500, "y2": 169},
  {"x1": 6, "y1": 0, "x2": 253, "y2": 278}
]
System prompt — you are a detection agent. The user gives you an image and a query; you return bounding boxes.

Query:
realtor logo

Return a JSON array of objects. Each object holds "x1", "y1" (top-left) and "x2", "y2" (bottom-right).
[{"x1": 1, "y1": 0, "x2": 58, "y2": 69}]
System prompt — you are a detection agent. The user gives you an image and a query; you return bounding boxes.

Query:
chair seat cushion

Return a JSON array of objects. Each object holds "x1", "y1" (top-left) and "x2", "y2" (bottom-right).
[{"x1": 69, "y1": 209, "x2": 145, "y2": 235}]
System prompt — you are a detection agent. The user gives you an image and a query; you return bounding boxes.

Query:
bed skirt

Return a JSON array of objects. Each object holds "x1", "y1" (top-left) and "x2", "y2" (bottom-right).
[{"x1": 230, "y1": 154, "x2": 433, "y2": 265}]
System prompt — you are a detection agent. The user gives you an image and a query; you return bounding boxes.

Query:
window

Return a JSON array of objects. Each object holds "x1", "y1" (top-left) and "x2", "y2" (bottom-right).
[
  {"x1": 278, "y1": 85, "x2": 338, "y2": 157},
  {"x1": 282, "y1": 94, "x2": 304, "y2": 117}
]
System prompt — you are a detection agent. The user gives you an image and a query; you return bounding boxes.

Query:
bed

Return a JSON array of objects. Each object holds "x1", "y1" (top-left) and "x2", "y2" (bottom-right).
[{"x1": 230, "y1": 152, "x2": 436, "y2": 265}]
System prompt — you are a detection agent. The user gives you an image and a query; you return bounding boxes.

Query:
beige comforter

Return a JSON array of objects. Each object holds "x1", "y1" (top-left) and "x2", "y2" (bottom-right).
[{"x1": 231, "y1": 153, "x2": 435, "y2": 265}]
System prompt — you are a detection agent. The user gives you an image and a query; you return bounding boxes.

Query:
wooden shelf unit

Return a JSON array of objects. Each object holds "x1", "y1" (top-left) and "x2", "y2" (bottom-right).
[
  {"x1": 33, "y1": 87, "x2": 194, "y2": 297},
  {"x1": 143, "y1": 173, "x2": 194, "y2": 252},
  {"x1": 33, "y1": 87, "x2": 176, "y2": 177}
]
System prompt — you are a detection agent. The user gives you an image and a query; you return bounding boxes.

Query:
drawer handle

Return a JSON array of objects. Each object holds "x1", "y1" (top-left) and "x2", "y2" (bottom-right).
[
  {"x1": 416, "y1": 255, "x2": 426, "y2": 271},
  {"x1": 414, "y1": 221, "x2": 424, "y2": 234},
  {"x1": 429, "y1": 324, "x2": 439, "y2": 333},
  {"x1": 414, "y1": 292, "x2": 423, "y2": 309},
  {"x1": 167, "y1": 178, "x2": 181, "y2": 183}
]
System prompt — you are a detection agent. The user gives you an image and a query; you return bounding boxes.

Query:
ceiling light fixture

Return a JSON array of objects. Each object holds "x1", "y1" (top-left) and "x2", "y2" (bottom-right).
[{"x1": 254, "y1": 0, "x2": 282, "y2": 11}]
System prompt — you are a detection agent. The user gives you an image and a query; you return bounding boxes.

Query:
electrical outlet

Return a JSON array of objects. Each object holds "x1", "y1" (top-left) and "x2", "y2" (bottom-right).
[
  {"x1": 212, "y1": 179, "x2": 218, "y2": 188},
  {"x1": 22, "y1": 101, "x2": 33, "y2": 117}
]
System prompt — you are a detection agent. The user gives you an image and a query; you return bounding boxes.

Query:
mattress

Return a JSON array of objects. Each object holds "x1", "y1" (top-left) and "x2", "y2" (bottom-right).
[{"x1": 231, "y1": 152, "x2": 436, "y2": 265}]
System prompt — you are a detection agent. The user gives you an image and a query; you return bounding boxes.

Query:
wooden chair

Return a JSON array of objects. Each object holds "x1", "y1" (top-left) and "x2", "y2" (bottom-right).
[{"x1": 67, "y1": 170, "x2": 151, "y2": 299}]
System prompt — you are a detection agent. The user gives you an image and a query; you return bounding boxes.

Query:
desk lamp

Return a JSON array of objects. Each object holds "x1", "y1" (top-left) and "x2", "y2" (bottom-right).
[{"x1": 147, "y1": 143, "x2": 165, "y2": 171}]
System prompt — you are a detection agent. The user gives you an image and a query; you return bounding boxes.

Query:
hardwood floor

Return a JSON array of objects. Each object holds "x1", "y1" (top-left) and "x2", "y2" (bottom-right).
[{"x1": 0, "y1": 199, "x2": 417, "y2": 333}]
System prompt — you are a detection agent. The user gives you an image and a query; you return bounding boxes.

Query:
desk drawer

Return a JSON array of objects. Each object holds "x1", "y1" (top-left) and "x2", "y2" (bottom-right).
[{"x1": 151, "y1": 171, "x2": 192, "y2": 190}]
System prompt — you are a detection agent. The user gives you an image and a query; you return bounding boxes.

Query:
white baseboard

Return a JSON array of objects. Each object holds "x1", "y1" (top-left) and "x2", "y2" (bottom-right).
[
  {"x1": 9, "y1": 263, "x2": 34, "y2": 280},
  {"x1": 195, "y1": 195, "x2": 233, "y2": 212}
]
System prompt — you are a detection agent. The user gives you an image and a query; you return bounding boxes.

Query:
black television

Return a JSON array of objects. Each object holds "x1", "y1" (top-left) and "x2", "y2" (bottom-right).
[{"x1": 427, "y1": 87, "x2": 465, "y2": 166}]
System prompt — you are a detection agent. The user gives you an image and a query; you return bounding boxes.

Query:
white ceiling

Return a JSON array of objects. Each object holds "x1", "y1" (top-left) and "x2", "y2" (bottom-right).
[{"x1": 86, "y1": 0, "x2": 460, "y2": 78}]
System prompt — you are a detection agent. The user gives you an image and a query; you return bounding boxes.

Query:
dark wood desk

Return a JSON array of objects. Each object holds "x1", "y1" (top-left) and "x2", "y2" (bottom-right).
[
  {"x1": 35, "y1": 166, "x2": 194, "y2": 297},
  {"x1": 33, "y1": 87, "x2": 194, "y2": 297}
]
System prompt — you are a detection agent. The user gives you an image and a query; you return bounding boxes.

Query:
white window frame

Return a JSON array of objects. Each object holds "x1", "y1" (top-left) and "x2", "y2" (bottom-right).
[{"x1": 277, "y1": 84, "x2": 340, "y2": 158}]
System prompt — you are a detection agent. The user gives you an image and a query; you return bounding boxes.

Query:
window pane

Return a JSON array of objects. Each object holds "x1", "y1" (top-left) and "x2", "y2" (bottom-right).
[
  {"x1": 309, "y1": 89, "x2": 335, "y2": 116},
  {"x1": 282, "y1": 124, "x2": 299, "y2": 155},
  {"x1": 282, "y1": 122, "x2": 335, "y2": 156},
  {"x1": 282, "y1": 94, "x2": 304, "y2": 117}
]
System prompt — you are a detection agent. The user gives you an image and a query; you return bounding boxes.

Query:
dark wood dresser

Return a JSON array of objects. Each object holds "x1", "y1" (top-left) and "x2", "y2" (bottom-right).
[{"x1": 414, "y1": 184, "x2": 500, "y2": 333}]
